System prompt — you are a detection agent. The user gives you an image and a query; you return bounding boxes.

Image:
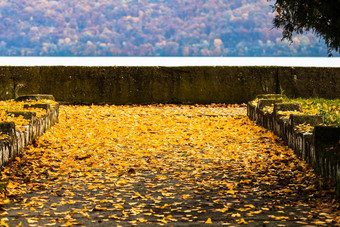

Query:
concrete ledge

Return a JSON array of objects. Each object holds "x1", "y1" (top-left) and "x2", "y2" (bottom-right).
[
  {"x1": 0, "y1": 96, "x2": 59, "y2": 167},
  {"x1": 273, "y1": 103, "x2": 302, "y2": 115},
  {"x1": 247, "y1": 95, "x2": 340, "y2": 196},
  {"x1": 1, "y1": 66, "x2": 339, "y2": 104},
  {"x1": 16, "y1": 94, "x2": 55, "y2": 101},
  {"x1": 256, "y1": 94, "x2": 285, "y2": 100}
]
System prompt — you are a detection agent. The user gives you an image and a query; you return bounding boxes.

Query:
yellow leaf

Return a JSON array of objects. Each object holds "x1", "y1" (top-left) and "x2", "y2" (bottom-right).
[
  {"x1": 250, "y1": 210, "x2": 262, "y2": 214},
  {"x1": 227, "y1": 189, "x2": 235, "y2": 195},
  {"x1": 0, "y1": 219, "x2": 9, "y2": 227},
  {"x1": 122, "y1": 210, "x2": 128, "y2": 217},
  {"x1": 160, "y1": 217, "x2": 167, "y2": 224},
  {"x1": 2, "y1": 199, "x2": 10, "y2": 205},
  {"x1": 205, "y1": 218, "x2": 212, "y2": 224},
  {"x1": 232, "y1": 213, "x2": 241, "y2": 218},
  {"x1": 116, "y1": 204, "x2": 124, "y2": 209},
  {"x1": 244, "y1": 204, "x2": 255, "y2": 209},
  {"x1": 216, "y1": 205, "x2": 229, "y2": 213},
  {"x1": 81, "y1": 212, "x2": 90, "y2": 218},
  {"x1": 88, "y1": 184, "x2": 94, "y2": 190},
  {"x1": 313, "y1": 220, "x2": 326, "y2": 225},
  {"x1": 182, "y1": 194, "x2": 193, "y2": 199},
  {"x1": 6, "y1": 182, "x2": 17, "y2": 189},
  {"x1": 27, "y1": 219, "x2": 38, "y2": 224},
  {"x1": 238, "y1": 218, "x2": 248, "y2": 225},
  {"x1": 65, "y1": 221, "x2": 73, "y2": 226},
  {"x1": 30, "y1": 207, "x2": 36, "y2": 211},
  {"x1": 160, "y1": 203, "x2": 170, "y2": 209},
  {"x1": 138, "y1": 218, "x2": 147, "y2": 223},
  {"x1": 155, "y1": 175, "x2": 167, "y2": 180},
  {"x1": 15, "y1": 157, "x2": 21, "y2": 162},
  {"x1": 94, "y1": 205, "x2": 107, "y2": 211}
]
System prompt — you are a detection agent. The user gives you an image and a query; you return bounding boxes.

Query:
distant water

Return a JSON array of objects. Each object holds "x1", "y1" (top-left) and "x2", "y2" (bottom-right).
[{"x1": 0, "y1": 57, "x2": 339, "y2": 67}]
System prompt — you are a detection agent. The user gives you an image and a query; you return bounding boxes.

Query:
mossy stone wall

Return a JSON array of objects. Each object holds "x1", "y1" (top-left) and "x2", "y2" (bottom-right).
[{"x1": 0, "y1": 66, "x2": 339, "y2": 104}]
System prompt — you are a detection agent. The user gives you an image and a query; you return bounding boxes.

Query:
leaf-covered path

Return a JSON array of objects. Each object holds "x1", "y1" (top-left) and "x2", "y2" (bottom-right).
[{"x1": 1, "y1": 105, "x2": 339, "y2": 226}]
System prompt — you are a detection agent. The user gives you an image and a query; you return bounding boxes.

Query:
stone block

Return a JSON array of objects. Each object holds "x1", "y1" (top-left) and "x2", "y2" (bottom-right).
[
  {"x1": 256, "y1": 109, "x2": 265, "y2": 127},
  {"x1": 302, "y1": 133, "x2": 313, "y2": 163},
  {"x1": 247, "y1": 102, "x2": 256, "y2": 121},
  {"x1": 21, "y1": 125, "x2": 30, "y2": 145},
  {"x1": 281, "y1": 118, "x2": 290, "y2": 144},
  {"x1": 13, "y1": 131, "x2": 22, "y2": 158},
  {"x1": 7, "y1": 111, "x2": 36, "y2": 141},
  {"x1": 6, "y1": 111, "x2": 37, "y2": 120},
  {"x1": 289, "y1": 114, "x2": 324, "y2": 131},
  {"x1": 294, "y1": 132, "x2": 304, "y2": 157},
  {"x1": 273, "y1": 103, "x2": 302, "y2": 134},
  {"x1": 24, "y1": 103, "x2": 51, "y2": 111},
  {"x1": 16, "y1": 94, "x2": 55, "y2": 101},
  {"x1": 51, "y1": 104, "x2": 60, "y2": 125},
  {"x1": 0, "y1": 140, "x2": 5, "y2": 166},
  {"x1": 313, "y1": 126, "x2": 340, "y2": 195},
  {"x1": 264, "y1": 112, "x2": 274, "y2": 131},
  {"x1": 287, "y1": 120, "x2": 294, "y2": 149},
  {"x1": 0, "y1": 122, "x2": 15, "y2": 143},
  {"x1": 257, "y1": 98, "x2": 283, "y2": 110},
  {"x1": 256, "y1": 94, "x2": 285, "y2": 100},
  {"x1": 0, "y1": 141, "x2": 10, "y2": 165},
  {"x1": 273, "y1": 103, "x2": 302, "y2": 116},
  {"x1": 289, "y1": 114, "x2": 323, "y2": 149}
]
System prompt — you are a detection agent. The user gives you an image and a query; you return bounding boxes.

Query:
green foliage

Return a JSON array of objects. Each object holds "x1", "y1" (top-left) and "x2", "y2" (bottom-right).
[
  {"x1": 284, "y1": 97, "x2": 340, "y2": 126},
  {"x1": 271, "y1": 0, "x2": 340, "y2": 55}
]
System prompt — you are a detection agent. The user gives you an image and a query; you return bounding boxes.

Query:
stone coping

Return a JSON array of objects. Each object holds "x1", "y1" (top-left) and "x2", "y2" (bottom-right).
[{"x1": 16, "y1": 94, "x2": 55, "y2": 101}]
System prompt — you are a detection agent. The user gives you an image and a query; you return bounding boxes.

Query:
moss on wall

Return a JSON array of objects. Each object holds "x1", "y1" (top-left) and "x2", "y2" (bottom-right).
[
  {"x1": 0, "y1": 66, "x2": 338, "y2": 104},
  {"x1": 277, "y1": 67, "x2": 340, "y2": 99}
]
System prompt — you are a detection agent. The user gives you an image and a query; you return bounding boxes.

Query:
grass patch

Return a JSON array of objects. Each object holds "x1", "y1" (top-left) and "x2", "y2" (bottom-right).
[{"x1": 284, "y1": 98, "x2": 339, "y2": 126}]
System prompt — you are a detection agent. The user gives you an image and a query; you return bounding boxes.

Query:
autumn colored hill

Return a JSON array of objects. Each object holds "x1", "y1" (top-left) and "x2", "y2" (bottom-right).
[{"x1": 0, "y1": 0, "x2": 332, "y2": 56}]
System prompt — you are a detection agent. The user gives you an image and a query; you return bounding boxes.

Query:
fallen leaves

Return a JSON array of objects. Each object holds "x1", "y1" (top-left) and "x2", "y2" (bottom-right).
[
  {"x1": 0, "y1": 99, "x2": 54, "y2": 131},
  {"x1": 0, "y1": 104, "x2": 339, "y2": 226}
]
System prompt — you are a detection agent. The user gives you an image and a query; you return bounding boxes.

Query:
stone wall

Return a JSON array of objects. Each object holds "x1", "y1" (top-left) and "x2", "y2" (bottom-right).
[
  {"x1": 247, "y1": 96, "x2": 340, "y2": 196},
  {"x1": 0, "y1": 66, "x2": 339, "y2": 104},
  {"x1": 0, "y1": 101, "x2": 59, "y2": 167}
]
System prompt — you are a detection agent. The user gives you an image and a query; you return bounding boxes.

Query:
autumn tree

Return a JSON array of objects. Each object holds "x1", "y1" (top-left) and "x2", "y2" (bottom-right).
[{"x1": 271, "y1": 0, "x2": 340, "y2": 55}]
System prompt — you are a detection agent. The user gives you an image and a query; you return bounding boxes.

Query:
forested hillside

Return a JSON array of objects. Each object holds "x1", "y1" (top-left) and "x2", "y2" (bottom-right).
[{"x1": 0, "y1": 0, "x2": 331, "y2": 56}]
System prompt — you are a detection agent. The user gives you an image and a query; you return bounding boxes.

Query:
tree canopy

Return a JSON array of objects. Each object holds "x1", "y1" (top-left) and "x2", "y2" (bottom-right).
[{"x1": 271, "y1": 0, "x2": 340, "y2": 55}]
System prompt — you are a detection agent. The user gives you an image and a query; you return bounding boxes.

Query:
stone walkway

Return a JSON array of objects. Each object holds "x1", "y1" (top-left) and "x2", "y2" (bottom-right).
[{"x1": 0, "y1": 104, "x2": 339, "y2": 226}]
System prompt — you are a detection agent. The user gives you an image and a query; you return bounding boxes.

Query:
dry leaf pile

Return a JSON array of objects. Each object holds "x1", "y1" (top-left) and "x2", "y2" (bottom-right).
[
  {"x1": 0, "y1": 99, "x2": 57, "y2": 133},
  {"x1": 0, "y1": 104, "x2": 339, "y2": 226}
]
